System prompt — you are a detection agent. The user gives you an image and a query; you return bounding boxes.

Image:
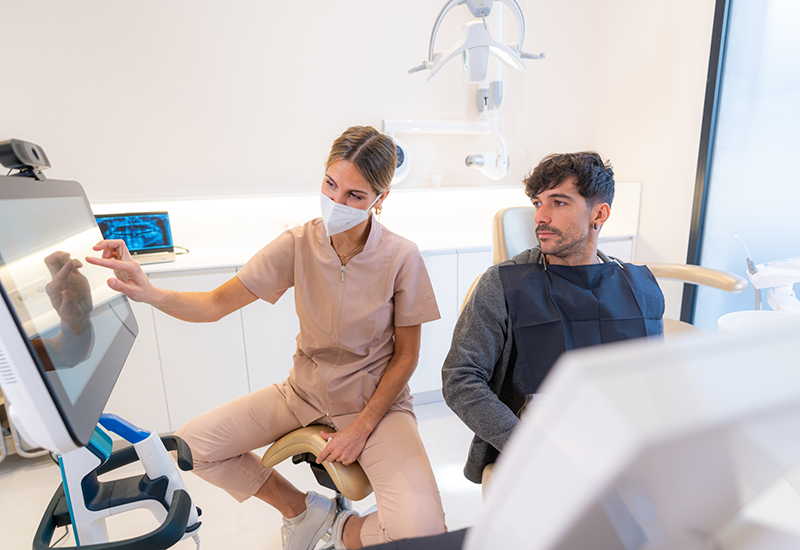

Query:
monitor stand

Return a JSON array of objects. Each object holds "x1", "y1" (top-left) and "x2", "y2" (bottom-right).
[{"x1": 33, "y1": 414, "x2": 202, "y2": 550}]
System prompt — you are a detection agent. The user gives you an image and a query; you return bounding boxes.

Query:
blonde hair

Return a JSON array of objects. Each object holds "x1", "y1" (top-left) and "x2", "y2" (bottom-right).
[{"x1": 326, "y1": 126, "x2": 396, "y2": 195}]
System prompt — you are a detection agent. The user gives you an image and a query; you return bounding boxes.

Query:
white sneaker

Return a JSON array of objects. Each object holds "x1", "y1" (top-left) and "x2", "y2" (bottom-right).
[
  {"x1": 331, "y1": 508, "x2": 358, "y2": 550},
  {"x1": 281, "y1": 491, "x2": 336, "y2": 550}
]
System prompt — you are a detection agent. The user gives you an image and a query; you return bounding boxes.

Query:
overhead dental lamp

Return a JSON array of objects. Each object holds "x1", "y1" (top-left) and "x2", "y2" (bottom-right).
[
  {"x1": 409, "y1": 0, "x2": 544, "y2": 83},
  {"x1": 393, "y1": 0, "x2": 543, "y2": 181}
]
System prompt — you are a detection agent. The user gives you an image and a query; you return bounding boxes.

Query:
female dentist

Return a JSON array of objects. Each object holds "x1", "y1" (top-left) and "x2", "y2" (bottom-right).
[{"x1": 86, "y1": 126, "x2": 446, "y2": 550}]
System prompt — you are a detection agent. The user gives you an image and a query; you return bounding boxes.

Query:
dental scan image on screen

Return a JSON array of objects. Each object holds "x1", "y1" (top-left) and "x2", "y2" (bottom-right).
[
  {"x1": 95, "y1": 213, "x2": 173, "y2": 253},
  {"x1": 0, "y1": 196, "x2": 135, "y2": 404}
]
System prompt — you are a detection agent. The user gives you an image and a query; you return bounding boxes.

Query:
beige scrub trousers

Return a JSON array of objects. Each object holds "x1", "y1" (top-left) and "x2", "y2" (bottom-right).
[{"x1": 175, "y1": 216, "x2": 447, "y2": 545}]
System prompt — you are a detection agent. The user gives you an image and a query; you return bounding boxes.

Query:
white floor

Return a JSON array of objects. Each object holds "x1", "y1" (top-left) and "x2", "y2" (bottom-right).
[{"x1": 0, "y1": 401, "x2": 482, "y2": 550}]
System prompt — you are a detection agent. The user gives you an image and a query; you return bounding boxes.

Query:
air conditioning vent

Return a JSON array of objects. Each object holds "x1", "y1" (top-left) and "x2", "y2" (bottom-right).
[{"x1": 0, "y1": 346, "x2": 17, "y2": 385}]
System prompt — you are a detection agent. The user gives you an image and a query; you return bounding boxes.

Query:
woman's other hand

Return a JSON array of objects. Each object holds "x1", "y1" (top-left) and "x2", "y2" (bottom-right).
[
  {"x1": 317, "y1": 423, "x2": 370, "y2": 466},
  {"x1": 85, "y1": 239, "x2": 155, "y2": 302}
]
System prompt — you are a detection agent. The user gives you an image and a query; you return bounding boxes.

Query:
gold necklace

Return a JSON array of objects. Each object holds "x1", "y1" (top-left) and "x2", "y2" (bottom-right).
[{"x1": 336, "y1": 234, "x2": 369, "y2": 263}]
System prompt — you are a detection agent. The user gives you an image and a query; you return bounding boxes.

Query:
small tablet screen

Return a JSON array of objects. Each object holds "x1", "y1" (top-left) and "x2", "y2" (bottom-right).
[{"x1": 95, "y1": 212, "x2": 174, "y2": 255}]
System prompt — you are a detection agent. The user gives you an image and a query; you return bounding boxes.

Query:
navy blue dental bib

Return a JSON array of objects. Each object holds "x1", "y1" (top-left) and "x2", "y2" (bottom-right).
[{"x1": 498, "y1": 259, "x2": 664, "y2": 416}]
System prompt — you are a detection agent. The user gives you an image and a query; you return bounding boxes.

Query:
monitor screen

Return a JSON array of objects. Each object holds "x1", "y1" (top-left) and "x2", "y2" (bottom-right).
[
  {"x1": 0, "y1": 176, "x2": 138, "y2": 450},
  {"x1": 94, "y1": 212, "x2": 173, "y2": 255}
]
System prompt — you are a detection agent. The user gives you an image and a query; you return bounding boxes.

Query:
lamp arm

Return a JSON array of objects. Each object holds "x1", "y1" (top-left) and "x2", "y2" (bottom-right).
[
  {"x1": 428, "y1": 0, "x2": 464, "y2": 61},
  {"x1": 490, "y1": 113, "x2": 508, "y2": 163},
  {"x1": 428, "y1": 0, "x2": 526, "y2": 59},
  {"x1": 495, "y1": 0, "x2": 526, "y2": 52}
]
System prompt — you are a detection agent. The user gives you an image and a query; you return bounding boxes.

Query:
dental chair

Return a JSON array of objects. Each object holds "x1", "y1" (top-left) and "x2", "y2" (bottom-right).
[
  {"x1": 464, "y1": 206, "x2": 747, "y2": 494},
  {"x1": 490, "y1": 206, "x2": 748, "y2": 335},
  {"x1": 261, "y1": 426, "x2": 373, "y2": 545}
]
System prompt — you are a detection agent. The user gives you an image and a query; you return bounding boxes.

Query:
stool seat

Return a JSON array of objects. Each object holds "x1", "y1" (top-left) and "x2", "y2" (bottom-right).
[{"x1": 261, "y1": 425, "x2": 373, "y2": 501}]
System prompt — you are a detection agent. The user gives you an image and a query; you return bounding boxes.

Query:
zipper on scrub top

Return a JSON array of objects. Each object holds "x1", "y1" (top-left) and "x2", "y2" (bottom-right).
[
  {"x1": 332, "y1": 265, "x2": 346, "y2": 346},
  {"x1": 323, "y1": 264, "x2": 347, "y2": 417}
]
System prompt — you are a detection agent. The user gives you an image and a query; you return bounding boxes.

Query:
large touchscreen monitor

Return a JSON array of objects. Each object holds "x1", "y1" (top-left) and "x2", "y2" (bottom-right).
[{"x1": 0, "y1": 175, "x2": 137, "y2": 452}]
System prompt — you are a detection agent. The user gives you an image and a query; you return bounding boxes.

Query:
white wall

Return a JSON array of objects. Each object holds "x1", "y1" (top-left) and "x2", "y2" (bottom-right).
[
  {"x1": 2, "y1": 0, "x2": 716, "y2": 316},
  {"x1": 584, "y1": 0, "x2": 717, "y2": 318},
  {"x1": 1, "y1": 0, "x2": 593, "y2": 201}
]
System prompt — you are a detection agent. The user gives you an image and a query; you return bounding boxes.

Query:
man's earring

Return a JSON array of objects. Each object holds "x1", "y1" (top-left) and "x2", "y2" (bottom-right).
[{"x1": 594, "y1": 223, "x2": 598, "y2": 230}]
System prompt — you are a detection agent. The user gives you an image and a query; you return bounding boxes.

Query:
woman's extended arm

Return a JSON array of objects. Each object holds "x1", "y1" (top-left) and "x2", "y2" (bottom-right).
[
  {"x1": 317, "y1": 324, "x2": 421, "y2": 465},
  {"x1": 85, "y1": 239, "x2": 258, "y2": 322}
]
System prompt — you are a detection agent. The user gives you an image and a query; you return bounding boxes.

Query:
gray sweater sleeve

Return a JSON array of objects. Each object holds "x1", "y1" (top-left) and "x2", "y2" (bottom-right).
[{"x1": 441, "y1": 264, "x2": 520, "y2": 452}]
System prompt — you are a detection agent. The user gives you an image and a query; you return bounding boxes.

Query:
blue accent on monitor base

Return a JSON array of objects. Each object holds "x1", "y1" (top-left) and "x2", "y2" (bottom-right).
[{"x1": 99, "y1": 413, "x2": 151, "y2": 444}]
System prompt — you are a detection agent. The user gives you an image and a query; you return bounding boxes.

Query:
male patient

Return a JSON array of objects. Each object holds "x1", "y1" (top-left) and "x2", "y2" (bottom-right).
[{"x1": 442, "y1": 151, "x2": 665, "y2": 483}]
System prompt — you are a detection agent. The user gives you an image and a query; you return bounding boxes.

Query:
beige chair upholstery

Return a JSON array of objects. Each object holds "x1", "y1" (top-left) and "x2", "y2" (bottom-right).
[
  {"x1": 490, "y1": 206, "x2": 748, "y2": 335},
  {"x1": 492, "y1": 207, "x2": 539, "y2": 265},
  {"x1": 481, "y1": 463, "x2": 495, "y2": 499},
  {"x1": 261, "y1": 425, "x2": 373, "y2": 501},
  {"x1": 460, "y1": 273, "x2": 483, "y2": 314},
  {"x1": 641, "y1": 263, "x2": 748, "y2": 293}
]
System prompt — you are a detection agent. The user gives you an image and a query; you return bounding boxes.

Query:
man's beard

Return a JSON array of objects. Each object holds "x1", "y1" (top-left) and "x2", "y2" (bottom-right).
[{"x1": 536, "y1": 225, "x2": 585, "y2": 258}]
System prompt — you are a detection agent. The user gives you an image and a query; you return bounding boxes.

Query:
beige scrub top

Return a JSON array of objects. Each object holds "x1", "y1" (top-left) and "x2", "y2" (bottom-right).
[{"x1": 236, "y1": 216, "x2": 440, "y2": 429}]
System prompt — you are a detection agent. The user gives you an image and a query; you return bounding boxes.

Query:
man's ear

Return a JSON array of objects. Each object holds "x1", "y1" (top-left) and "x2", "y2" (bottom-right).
[{"x1": 592, "y1": 202, "x2": 611, "y2": 228}]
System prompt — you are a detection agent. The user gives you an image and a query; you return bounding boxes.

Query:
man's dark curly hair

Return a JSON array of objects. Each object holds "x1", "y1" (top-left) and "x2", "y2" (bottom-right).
[{"x1": 523, "y1": 151, "x2": 615, "y2": 206}]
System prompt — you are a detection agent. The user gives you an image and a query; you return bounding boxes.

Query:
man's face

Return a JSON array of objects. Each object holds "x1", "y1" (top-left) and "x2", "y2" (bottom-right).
[{"x1": 531, "y1": 177, "x2": 595, "y2": 263}]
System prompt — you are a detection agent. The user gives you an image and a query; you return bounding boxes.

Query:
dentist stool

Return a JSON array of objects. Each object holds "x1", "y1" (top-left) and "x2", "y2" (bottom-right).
[{"x1": 261, "y1": 426, "x2": 373, "y2": 511}]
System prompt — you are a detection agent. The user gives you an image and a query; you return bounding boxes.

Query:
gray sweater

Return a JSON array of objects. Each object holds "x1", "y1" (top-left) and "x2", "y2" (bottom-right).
[{"x1": 442, "y1": 247, "x2": 613, "y2": 483}]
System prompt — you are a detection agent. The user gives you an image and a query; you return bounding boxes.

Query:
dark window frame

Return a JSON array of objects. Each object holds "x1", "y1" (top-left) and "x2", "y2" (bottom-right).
[{"x1": 681, "y1": 0, "x2": 733, "y2": 323}]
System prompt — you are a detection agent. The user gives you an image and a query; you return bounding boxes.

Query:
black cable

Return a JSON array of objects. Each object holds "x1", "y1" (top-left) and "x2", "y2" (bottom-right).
[
  {"x1": 174, "y1": 246, "x2": 189, "y2": 255},
  {"x1": 52, "y1": 525, "x2": 69, "y2": 547}
]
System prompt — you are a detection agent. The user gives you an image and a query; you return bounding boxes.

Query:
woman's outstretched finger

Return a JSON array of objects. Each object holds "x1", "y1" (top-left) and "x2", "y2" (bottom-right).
[{"x1": 85, "y1": 255, "x2": 133, "y2": 272}]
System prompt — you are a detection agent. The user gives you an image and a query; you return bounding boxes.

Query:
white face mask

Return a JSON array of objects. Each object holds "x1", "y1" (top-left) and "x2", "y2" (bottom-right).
[{"x1": 320, "y1": 192, "x2": 383, "y2": 237}]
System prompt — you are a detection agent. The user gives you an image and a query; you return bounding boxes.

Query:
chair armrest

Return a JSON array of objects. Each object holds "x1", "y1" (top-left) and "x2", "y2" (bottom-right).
[{"x1": 639, "y1": 263, "x2": 748, "y2": 293}]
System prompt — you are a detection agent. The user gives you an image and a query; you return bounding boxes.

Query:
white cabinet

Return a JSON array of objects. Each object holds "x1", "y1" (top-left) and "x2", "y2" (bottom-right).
[
  {"x1": 103, "y1": 300, "x2": 171, "y2": 434},
  {"x1": 412, "y1": 249, "x2": 493, "y2": 401},
  {"x1": 149, "y1": 269, "x2": 250, "y2": 430},
  {"x1": 456, "y1": 249, "x2": 493, "y2": 311},
  {"x1": 240, "y1": 287, "x2": 300, "y2": 393},
  {"x1": 412, "y1": 253, "x2": 459, "y2": 398},
  {"x1": 103, "y1": 240, "x2": 640, "y2": 431},
  {"x1": 598, "y1": 237, "x2": 634, "y2": 263}
]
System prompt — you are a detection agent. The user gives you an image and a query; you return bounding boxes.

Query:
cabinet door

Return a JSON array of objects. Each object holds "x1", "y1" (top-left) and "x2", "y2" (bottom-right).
[
  {"x1": 104, "y1": 300, "x2": 172, "y2": 435},
  {"x1": 150, "y1": 269, "x2": 250, "y2": 429},
  {"x1": 240, "y1": 288, "x2": 300, "y2": 392},
  {"x1": 412, "y1": 253, "x2": 458, "y2": 397},
  {"x1": 457, "y1": 249, "x2": 493, "y2": 313},
  {"x1": 598, "y1": 238, "x2": 634, "y2": 262}
]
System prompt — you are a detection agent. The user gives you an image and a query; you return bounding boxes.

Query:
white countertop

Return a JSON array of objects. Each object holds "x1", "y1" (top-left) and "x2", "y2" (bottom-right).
[{"x1": 92, "y1": 185, "x2": 641, "y2": 274}]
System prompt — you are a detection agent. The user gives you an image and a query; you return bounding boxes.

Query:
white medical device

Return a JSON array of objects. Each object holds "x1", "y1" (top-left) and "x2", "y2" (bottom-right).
[
  {"x1": 398, "y1": 1, "x2": 544, "y2": 182},
  {"x1": 408, "y1": 0, "x2": 544, "y2": 83},
  {"x1": 747, "y1": 257, "x2": 800, "y2": 315},
  {"x1": 469, "y1": 326, "x2": 800, "y2": 550},
  {"x1": 393, "y1": 137, "x2": 411, "y2": 185},
  {"x1": 736, "y1": 235, "x2": 800, "y2": 314},
  {"x1": 0, "y1": 167, "x2": 201, "y2": 549}
]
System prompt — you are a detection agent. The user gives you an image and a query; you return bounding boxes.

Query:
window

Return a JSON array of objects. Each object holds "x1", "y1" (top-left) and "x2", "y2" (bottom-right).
[{"x1": 688, "y1": 0, "x2": 800, "y2": 331}]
